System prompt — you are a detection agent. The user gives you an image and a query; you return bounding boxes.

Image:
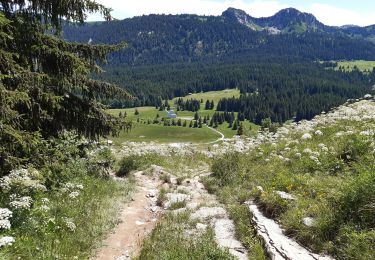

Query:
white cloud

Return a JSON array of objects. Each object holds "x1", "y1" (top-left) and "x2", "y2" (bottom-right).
[
  {"x1": 88, "y1": 0, "x2": 288, "y2": 20},
  {"x1": 305, "y1": 3, "x2": 375, "y2": 26},
  {"x1": 88, "y1": 1, "x2": 375, "y2": 26}
]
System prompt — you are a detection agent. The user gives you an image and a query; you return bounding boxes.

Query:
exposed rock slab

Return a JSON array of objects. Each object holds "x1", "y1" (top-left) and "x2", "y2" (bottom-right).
[
  {"x1": 213, "y1": 218, "x2": 248, "y2": 260},
  {"x1": 190, "y1": 206, "x2": 227, "y2": 221},
  {"x1": 248, "y1": 203, "x2": 334, "y2": 260}
]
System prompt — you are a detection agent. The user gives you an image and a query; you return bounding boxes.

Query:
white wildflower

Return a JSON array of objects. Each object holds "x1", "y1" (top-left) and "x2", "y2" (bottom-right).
[
  {"x1": 295, "y1": 153, "x2": 302, "y2": 159},
  {"x1": 301, "y1": 133, "x2": 312, "y2": 140},
  {"x1": 9, "y1": 196, "x2": 33, "y2": 210},
  {"x1": 40, "y1": 205, "x2": 50, "y2": 212},
  {"x1": 303, "y1": 148, "x2": 312, "y2": 154},
  {"x1": 68, "y1": 191, "x2": 80, "y2": 199},
  {"x1": 0, "y1": 168, "x2": 45, "y2": 194},
  {"x1": 41, "y1": 198, "x2": 50, "y2": 204},
  {"x1": 0, "y1": 219, "x2": 11, "y2": 230},
  {"x1": 314, "y1": 130, "x2": 323, "y2": 136},
  {"x1": 75, "y1": 184, "x2": 84, "y2": 190},
  {"x1": 0, "y1": 208, "x2": 12, "y2": 220},
  {"x1": 360, "y1": 130, "x2": 373, "y2": 136},
  {"x1": 65, "y1": 219, "x2": 76, "y2": 232},
  {"x1": 0, "y1": 236, "x2": 15, "y2": 247}
]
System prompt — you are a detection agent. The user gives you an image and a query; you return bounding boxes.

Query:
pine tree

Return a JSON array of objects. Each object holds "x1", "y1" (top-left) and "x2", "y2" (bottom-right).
[
  {"x1": 232, "y1": 120, "x2": 238, "y2": 130},
  {"x1": 189, "y1": 121, "x2": 193, "y2": 128},
  {"x1": 194, "y1": 112, "x2": 199, "y2": 120},
  {"x1": 205, "y1": 100, "x2": 210, "y2": 110},
  {"x1": 210, "y1": 100, "x2": 215, "y2": 109},
  {"x1": 237, "y1": 123, "x2": 244, "y2": 136},
  {"x1": 0, "y1": 1, "x2": 129, "y2": 175}
]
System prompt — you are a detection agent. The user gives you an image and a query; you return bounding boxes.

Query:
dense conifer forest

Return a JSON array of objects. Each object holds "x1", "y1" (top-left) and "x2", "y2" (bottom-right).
[{"x1": 63, "y1": 10, "x2": 375, "y2": 124}]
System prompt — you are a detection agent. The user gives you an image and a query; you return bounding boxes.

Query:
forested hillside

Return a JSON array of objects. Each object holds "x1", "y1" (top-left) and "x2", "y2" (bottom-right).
[
  {"x1": 63, "y1": 9, "x2": 375, "y2": 65},
  {"x1": 63, "y1": 8, "x2": 375, "y2": 125}
]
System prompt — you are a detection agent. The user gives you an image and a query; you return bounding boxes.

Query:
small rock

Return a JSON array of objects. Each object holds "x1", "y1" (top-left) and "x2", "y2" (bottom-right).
[
  {"x1": 172, "y1": 208, "x2": 186, "y2": 215},
  {"x1": 135, "y1": 220, "x2": 145, "y2": 226},
  {"x1": 190, "y1": 207, "x2": 227, "y2": 221},
  {"x1": 364, "y1": 94, "x2": 372, "y2": 99},
  {"x1": 303, "y1": 217, "x2": 315, "y2": 227},
  {"x1": 146, "y1": 190, "x2": 157, "y2": 198},
  {"x1": 276, "y1": 191, "x2": 296, "y2": 200},
  {"x1": 196, "y1": 223, "x2": 207, "y2": 231}
]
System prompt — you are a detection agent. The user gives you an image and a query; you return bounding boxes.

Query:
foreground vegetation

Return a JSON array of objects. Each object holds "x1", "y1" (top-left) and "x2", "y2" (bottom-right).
[
  {"x1": 0, "y1": 133, "x2": 134, "y2": 259},
  {"x1": 205, "y1": 107, "x2": 375, "y2": 259},
  {"x1": 138, "y1": 212, "x2": 234, "y2": 259}
]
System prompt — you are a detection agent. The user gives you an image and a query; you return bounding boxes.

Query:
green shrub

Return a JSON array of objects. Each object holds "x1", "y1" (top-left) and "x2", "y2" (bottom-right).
[
  {"x1": 212, "y1": 152, "x2": 241, "y2": 186},
  {"x1": 169, "y1": 200, "x2": 187, "y2": 210},
  {"x1": 335, "y1": 227, "x2": 375, "y2": 260},
  {"x1": 157, "y1": 188, "x2": 167, "y2": 207},
  {"x1": 116, "y1": 155, "x2": 141, "y2": 177},
  {"x1": 160, "y1": 173, "x2": 171, "y2": 183}
]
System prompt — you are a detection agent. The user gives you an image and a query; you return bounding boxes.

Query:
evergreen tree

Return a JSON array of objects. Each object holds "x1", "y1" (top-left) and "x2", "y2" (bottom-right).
[
  {"x1": 189, "y1": 121, "x2": 193, "y2": 128},
  {"x1": 237, "y1": 123, "x2": 244, "y2": 135},
  {"x1": 205, "y1": 100, "x2": 210, "y2": 110},
  {"x1": 134, "y1": 109, "x2": 139, "y2": 115},
  {"x1": 232, "y1": 120, "x2": 238, "y2": 130},
  {"x1": 0, "y1": 1, "x2": 128, "y2": 176},
  {"x1": 183, "y1": 120, "x2": 187, "y2": 127},
  {"x1": 194, "y1": 112, "x2": 199, "y2": 120},
  {"x1": 210, "y1": 100, "x2": 215, "y2": 110}
]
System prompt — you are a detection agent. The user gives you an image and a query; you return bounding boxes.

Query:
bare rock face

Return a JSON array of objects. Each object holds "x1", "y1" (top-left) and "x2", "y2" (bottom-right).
[
  {"x1": 247, "y1": 202, "x2": 334, "y2": 260},
  {"x1": 213, "y1": 218, "x2": 248, "y2": 260},
  {"x1": 190, "y1": 207, "x2": 227, "y2": 221},
  {"x1": 163, "y1": 193, "x2": 190, "y2": 209}
]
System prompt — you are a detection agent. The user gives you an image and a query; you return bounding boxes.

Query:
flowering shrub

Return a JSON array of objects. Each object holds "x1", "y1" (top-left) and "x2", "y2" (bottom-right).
[{"x1": 0, "y1": 236, "x2": 15, "y2": 247}]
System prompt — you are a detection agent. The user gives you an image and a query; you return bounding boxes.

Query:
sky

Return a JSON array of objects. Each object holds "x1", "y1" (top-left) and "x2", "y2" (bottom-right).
[{"x1": 88, "y1": 0, "x2": 375, "y2": 26}]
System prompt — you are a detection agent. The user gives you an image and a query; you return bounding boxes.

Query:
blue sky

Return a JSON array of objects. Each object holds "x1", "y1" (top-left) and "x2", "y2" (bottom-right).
[{"x1": 89, "y1": 1, "x2": 375, "y2": 26}]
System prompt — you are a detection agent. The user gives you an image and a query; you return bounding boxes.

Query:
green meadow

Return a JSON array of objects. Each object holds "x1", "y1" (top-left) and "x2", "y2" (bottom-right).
[
  {"x1": 335, "y1": 60, "x2": 375, "y2": 72},
  {"x1": 107, "y1": 89, "x2": 259, "y2": 143}
]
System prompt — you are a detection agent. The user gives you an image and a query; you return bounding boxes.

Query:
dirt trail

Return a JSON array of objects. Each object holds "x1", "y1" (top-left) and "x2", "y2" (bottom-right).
[
  {"x1": 95, "y1": 171, "x2": 161, "y2": 260},
  {"x1": 204, "y1": 126, "x2": 225, "y2": 144}
]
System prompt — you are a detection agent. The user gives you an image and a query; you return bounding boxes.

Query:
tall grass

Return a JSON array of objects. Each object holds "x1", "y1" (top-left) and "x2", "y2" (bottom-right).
[
  {"x1": 138, "y1": 212, "x2": 234, "y2": 259},
  {"x1": 207, "y1": 120, "x2": 375, "y2": 259}
]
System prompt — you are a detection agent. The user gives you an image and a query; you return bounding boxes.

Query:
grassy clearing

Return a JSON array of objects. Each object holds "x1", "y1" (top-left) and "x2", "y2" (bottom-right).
[
  {"x1": 137, "y1": 212, "x2": 234, "y2": 259},
  {"x1": 106, "y1": 89, "x2": 257, "y2": 142},
  {"x1": 110, "y1": 123, "x2": 220, "y2": 144},
  {"x1": 335, "y1": 60, "x2": 375, "y2": 72},
  {"x1": 171, "y1": 89, "x2": 241, "y2": 110},
  {"x1": 205, "y1": 120, "x2": 375, "y2": 259}
]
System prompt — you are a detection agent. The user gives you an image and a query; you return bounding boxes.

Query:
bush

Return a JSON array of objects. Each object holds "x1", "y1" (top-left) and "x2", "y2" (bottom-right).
[
  {"x1": 116, "y1": 156, "x2": 140, "y2": 177},
  {"x1": 212, "y1": 153, "x2": 241, "y2": 186}
]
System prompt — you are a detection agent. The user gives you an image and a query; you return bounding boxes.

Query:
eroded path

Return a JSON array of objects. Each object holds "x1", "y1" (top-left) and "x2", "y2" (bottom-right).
[
  {"x1": 161, "y1": 172, "x2": 248, "y2": 260},
  {"x1": 95, "y1": 171, "x2": 161, "y2": 260}
]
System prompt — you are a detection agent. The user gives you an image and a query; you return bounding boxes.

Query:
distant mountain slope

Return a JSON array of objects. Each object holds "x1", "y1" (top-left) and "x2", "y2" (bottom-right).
[
  {"x1": 63, "y1": 8, "x2": 375, "y2": 66},
  {"x1": 222, "y1": 7, "x2": 332, "y2": 33}
]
